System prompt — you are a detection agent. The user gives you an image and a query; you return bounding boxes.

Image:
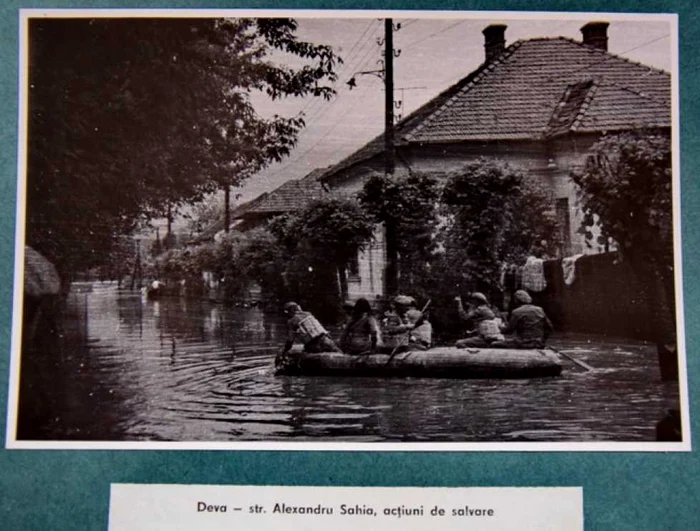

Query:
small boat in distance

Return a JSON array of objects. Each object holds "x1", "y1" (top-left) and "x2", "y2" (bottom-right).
[{"x1": 276, "y1": 346, "x2": 563, "y2": 379}]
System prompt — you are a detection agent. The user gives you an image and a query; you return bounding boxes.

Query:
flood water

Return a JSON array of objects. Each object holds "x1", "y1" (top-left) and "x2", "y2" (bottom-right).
[{"x1": 17, "y1": 282, "x2": 681, "y2": 443}]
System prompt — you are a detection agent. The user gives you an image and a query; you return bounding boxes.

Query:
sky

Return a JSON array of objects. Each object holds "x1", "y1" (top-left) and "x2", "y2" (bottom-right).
[{"x1": 176, "y1": 12, "x2": 675, "y2": 228}]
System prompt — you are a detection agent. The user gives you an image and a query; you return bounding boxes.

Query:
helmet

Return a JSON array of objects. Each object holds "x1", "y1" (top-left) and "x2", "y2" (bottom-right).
[
  {"x1": 469, "y1": 292, "x2": 488, "y2": 304},
  {"x1": 393, "y1": 295, "x2": 416, "y2": 306},
  {"x1": 284, "y1": 302, "x2": 301, "y2": 314},
  {"x1": 514, "y1": 290, "x2": 532, "y2": 304},
  {"x1": 406, "y1": 309, "x2": 423, "y2": 323}
]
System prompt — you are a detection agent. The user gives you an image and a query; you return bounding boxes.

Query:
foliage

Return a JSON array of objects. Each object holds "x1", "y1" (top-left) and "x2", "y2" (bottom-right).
[
  {"x1": 289, "y1": 198, "x2": 375, "y2": 269},
  {"x1": 155, "y1": 243, "x2": 217, "y2": 284},
  {"x1": 237, "y1": 228, "x2": 288, "y2": 295},
  {"x1": 27, "y1": 17, "x2": 341, "y2": 278},
  {"x1": 154, "y1": 197, "x2": 373, "y2": 315},
  {"x1": 440, "y1": 158, "x2": 559, "y2": 293},
  {"x1": 358, "y1": 172, "x2": 441, "y2": 298},
  {"x1": 571, "y1": 132, "x2": 675, "y2": 346},
  {"x1": 90, "y1": 237, "x2": 139, "y2": 282},
  {"x1": 184, "y1": 197, "x2": 225, "y2": 239},
  {"x1": 571, "y1": 132, "x2": 672, "y2": 265},
  {"x1": 271, "y1": 198, "x2": 375, "y2": 311},
  {"x1": 354, "y1": 164, "x2": 557, "y2": 340}
]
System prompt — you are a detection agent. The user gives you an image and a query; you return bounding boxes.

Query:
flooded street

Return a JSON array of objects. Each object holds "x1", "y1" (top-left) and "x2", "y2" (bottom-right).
[{"x1": 17, "y1": 282, "x2": 680, "y2": 443}]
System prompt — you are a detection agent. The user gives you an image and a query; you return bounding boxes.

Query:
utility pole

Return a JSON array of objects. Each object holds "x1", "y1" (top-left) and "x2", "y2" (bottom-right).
[
  {"x1": 384, "y1": 18, "x2": 395, "y2": 175},
  {"x1": 346, "y1": 18, "x2": 401, "y2": 296},
  {"x1": 383, "y1": 18, "x2": 399, "y2": 296}
]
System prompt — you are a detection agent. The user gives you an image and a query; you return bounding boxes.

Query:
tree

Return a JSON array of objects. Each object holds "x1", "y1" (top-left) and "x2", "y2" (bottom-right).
[
  {"x1": 440, "y1": 159, "x2": 559, "y2": 294},
  {"x1": 184, "y1": 197, "x2": 225, "y2": 239},
  {"x1": 27, "y1": 17, "x2": 341, "y2": 279},
  {"x1": 358, "y1": 172, "x2": 441, "y2": 298},
  {"x1": 571, "y1": 132, "x2": 676, "y2": 378},
  {"x1": 571, "y1": 133, "x2": 672, "y2": 264},
  {"x1": 282, "y1": 198, "x2": 375, "y2": 303}
]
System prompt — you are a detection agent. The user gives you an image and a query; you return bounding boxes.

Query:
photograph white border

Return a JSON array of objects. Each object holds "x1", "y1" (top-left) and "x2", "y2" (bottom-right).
[{"x1": 5, "y1": 8, "x2": 689, "y2": 452}]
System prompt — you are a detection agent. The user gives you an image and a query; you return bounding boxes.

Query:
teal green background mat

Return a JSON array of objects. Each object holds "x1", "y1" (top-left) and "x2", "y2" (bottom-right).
[{"x1": 1, "y1": 1, "x2": 698, "y2": 529}]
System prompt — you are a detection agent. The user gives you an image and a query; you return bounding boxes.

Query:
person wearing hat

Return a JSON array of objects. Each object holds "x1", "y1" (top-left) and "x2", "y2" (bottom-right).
[
  {"x1": 406, "y1": 308, "x2": 432, "y2": 350},
  {"x1": 491, "y1": 289, "x2": 553, "y2": 349},
  {"x1": 339, "y1": 298, "x2": 380, "y2": 355},
  {"x1": 455, "y1": 292, "x2": 504, "y2": 348},
  {"x1": 379, "y1": 294, "x2": 420, "y2": 353},
  {"x1": 281, "y1": 302, "x2": 341, "y2": 355}
]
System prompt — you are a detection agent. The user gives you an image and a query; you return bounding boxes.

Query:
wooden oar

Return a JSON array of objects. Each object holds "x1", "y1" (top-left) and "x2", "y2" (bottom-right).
[
  {"x1": 551, "y1": 347, "x2": 594, "y2": 371},
  {"x1": 384, "y1": 299, "x2": 431, "y2": 367}
]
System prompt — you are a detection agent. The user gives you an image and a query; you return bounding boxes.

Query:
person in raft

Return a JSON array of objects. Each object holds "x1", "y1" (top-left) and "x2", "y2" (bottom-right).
[
  {"x1": 455, "y1": 292, "x2": 504, "y2": 348},
  {"x1": 339, "y1": 298, "x2": 380, "y2": 355},
  {"x1": 406, "y1": 308, "x2": 432, "y2": 350},
  {"x1": 281, "y1": 302, "x2": 341, "y2": 354},
  {"x1": 339, "y1": 300, "x2": 355, "y2": 328},
  {"x1": 380, "y1": 294, "x2": 418, "y2": 353},
  {"x1": 491, "y1": 290, "x2": 553, "y2": 349}
]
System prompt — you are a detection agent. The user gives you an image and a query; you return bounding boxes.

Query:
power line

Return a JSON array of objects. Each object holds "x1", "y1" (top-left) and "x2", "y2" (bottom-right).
[
  {"x1": 298, "y1": 22, "x2": 384, "y2": 128},
  {"x1": 402, "y1": 19, "x2": 471, "y2": 50},
  {"x1": 296, "y1": 19, "x2": 379, "y2": 120},
  {"x1": 259, "y1": 46, "x2": 384, "y2": 182},
  {"x1": 247, "y1": 23, "x2": 385, "y2": 187}
]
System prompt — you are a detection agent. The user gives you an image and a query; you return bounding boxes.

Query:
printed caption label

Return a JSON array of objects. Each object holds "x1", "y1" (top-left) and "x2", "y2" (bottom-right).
[{"x1": 109, "y1": 484, "x2": 583, "y2": 530}]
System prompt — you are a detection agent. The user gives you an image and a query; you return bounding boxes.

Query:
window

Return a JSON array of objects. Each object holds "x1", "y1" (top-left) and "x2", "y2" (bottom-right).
[{"x1": 347, "y1": 253, "x2": 360, "y2": 280}]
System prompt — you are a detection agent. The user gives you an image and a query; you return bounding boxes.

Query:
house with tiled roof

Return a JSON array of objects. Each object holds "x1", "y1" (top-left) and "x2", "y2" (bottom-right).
[
  {"x1": 320, "y1": 21, "x2": 671, "y2": 299},
  {"x1": 193, "y1": 168, "x2": 330, "y2": 243},
  {"x1": 230, "y1": 168, "x2": 330, "y2": 231}
]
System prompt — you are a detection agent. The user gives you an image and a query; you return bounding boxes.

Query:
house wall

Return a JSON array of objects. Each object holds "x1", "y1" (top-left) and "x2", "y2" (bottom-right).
[
  {"x1": 403, "y1": 138, "x2": 610, "y2": 255},
  {"x1": 325, "y1": 135, "x2": 612, "y2": 299},
  {"x1": 346, "y1": 225, "x2": 386, "y2": 302}
]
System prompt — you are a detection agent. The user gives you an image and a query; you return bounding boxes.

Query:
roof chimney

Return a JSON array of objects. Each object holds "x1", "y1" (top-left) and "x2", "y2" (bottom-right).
[
  {"x1": 483, "y1": 24, "x2": 507, "y2": 62},
  {"x1": 580, "y1": 21, "x2": 609, "y2": 51}
]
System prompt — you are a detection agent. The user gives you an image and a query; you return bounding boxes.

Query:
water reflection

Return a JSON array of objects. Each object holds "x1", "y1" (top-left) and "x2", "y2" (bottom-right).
[{"x1": 16, "y1": 282, "x2": 681, "y2": 442}]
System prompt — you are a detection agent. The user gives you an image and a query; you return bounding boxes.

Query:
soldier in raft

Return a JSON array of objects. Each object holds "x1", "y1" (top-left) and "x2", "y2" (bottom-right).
[
  {"x1": 491, "y1": 290, "x2": 553, "y2": 349},
  {"x1": 406, "y1": 309, "x2": 432, "y2": 350},
  {"x1": 281, "y1": 302, "x2": 341, "y2": 355},
  {"x1": 380, "y1": 295, "x2": 426, "y2": 353},
  {"x1": 339, "y1": 298, "x2": 380, "y2": 355},
  {"x1": 455, "y1": 292, "x2": 504, "y2": 348}
]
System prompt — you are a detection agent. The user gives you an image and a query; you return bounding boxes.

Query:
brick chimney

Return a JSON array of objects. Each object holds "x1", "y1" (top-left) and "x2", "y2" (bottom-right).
[
  {"x1": 580, "y1": 21, "x2": 609, "y2": 51},
  {"x1": 483, "y1": 24, "x2": 507, "y2": 62}
]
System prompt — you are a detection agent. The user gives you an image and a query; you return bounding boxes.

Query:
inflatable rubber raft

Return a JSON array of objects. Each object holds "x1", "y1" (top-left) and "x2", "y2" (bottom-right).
[{"x1": 276, "y1": 346, "x2": 563, "y2": 379}]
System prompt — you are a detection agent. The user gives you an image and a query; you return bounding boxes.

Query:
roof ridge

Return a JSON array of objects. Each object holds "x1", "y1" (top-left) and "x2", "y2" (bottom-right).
[
  {"x1": 403, "y1": 40, "x2": 525, "y2": 142},
  {"x1": 555, "y1": 35, "x2": 670, "y2": 77},
  {"x1": 317, "y1": 32, "x2": 671, "y2": 177}
]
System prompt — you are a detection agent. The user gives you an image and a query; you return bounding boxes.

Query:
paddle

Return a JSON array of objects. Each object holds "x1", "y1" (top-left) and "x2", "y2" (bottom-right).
[
  {"x1": 384, "y1": 299, "x2": 431, "y2": 367},
  {"x1": 550, "y1": 347, "x2": 594, "y2": 371}
]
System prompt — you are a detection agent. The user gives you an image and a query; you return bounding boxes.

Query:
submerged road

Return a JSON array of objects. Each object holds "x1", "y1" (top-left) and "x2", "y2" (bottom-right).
[{"x1": 16, "y1": 282, "x2": 681, "y2": 443}]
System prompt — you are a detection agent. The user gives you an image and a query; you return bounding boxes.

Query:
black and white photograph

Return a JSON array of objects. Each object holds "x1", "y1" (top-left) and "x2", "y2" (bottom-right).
[{"x1": 7, "y1": 10, "x2": 687, "y2": 449}]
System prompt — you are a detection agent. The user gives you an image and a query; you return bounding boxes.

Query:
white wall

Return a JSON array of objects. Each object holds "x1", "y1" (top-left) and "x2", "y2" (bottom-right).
[
  {"x1": 324, "y1": 135, "x2": 616, "y2": 298},
  {"x1": 347, "y1": 225, "x2": 386, "y2": 301}
]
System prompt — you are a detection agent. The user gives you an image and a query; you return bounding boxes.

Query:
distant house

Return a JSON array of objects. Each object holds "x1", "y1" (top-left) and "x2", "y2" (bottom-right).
[
  {"x1": 192, "y1": 168, "x2": 329, "y2": 244},
  {"x1": 230, "y1": 168, "x2": 330, "y2": 231},
  {"x1": 317, "y1": 21, "x2": 671, "y2": 299}
]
